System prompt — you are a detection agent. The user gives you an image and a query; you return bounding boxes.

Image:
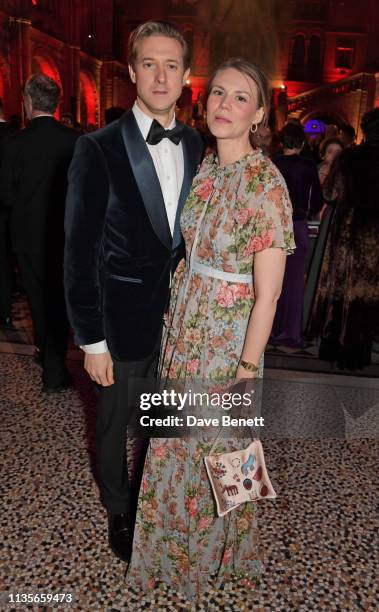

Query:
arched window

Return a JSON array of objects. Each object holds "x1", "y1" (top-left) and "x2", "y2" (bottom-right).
[
  {"x1": 289, "y1": 35, "x2": 306, "y2": 80},
  {"x1": 307, "y1": 35, "x2": 321, "y2": 81}
]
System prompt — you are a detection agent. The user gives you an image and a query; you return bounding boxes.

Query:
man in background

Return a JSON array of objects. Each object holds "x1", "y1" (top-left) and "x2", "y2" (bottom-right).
[
  {"x1": 338, "y1": 123, "x2": 356, "y2": 147},
  {"x1": 0, "y1": 74, "x2": 78, "y2": 391},
  {"x1": 0, "y1": 97, "x2": 16, "y2": 329}
]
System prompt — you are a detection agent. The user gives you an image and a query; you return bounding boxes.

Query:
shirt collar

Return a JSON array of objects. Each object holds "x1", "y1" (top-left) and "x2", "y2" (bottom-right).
[
  {"x1": 132, "y1": 102, "x2": 176, "y2": 140},
  {"x1": 32, "y1": 113, "x2": 55, "y2": 119}
]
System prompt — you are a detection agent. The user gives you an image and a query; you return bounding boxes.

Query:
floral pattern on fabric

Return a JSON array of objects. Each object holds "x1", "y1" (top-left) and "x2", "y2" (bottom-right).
[{"x1": 126, "y1": 151, "x2": 295, "y2": 600}]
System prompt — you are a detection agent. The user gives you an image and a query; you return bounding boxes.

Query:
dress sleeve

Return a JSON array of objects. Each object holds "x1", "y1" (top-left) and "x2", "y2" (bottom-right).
[{"x1": 241, "y1": 161, "x2": 296, "y2": 257}]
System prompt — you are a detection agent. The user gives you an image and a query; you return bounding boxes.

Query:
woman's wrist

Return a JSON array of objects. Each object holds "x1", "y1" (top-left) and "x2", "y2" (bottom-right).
[{"x1": 239, "y1": 358, "x2": 259, "y2": 373}]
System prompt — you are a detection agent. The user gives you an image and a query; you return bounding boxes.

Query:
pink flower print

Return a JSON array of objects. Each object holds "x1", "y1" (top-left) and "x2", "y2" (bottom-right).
[
  {"x1": 168, "y1": 362, "x2": 177, "y2": 378},
  {"x1": 221, "y1": 548, "x2": 233, "y2": 565},
  {"x1": 142, "y1": 476, "x2": 149, "y2": 494},
  {"x1": 184, "y1": 327, "x2": 202, "y2": 344},
  {"x1": 147, "y1": 578, "x2": 156, "y2": 589},
  {"x1": 236, "y1": 208, "x2": 252, "y2": 226},
  {"x1": 198, "y1": 515, "x2": 213, "y2": 532},
  {"x1": 260, "y1": 229, "x2": 274, "y2": 249},
  {"x1": 186, "y1": 358, "x2": 200, "y2": 375},
  {"x1": 231, "y1": 283, "x2": 250, "y2": 301},
  {"x1": 153, "y1": 444, "x2": 167, "y2": 460},
  {"x1": 244, "y1": 236, "x2": 263, "y2": 256},
  {"x1": 185, "y1": 496, "x2": 198, "y2": 517},
  {"x1": 244, "y1": 229, "x2": 274, "y2": 256},
  {"x1": 195, "y1": 177, "x2": 214, "y2": 201},
  {"x1": 215, "y1": 282, "x2": 235, "y2": 308}
]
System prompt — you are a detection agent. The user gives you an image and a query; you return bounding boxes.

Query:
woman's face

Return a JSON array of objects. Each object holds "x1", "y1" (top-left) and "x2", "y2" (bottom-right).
[
  {"x1": 324, "y1": 143, "x2": 342, "y2": 164},
  {"x1": 206, "y1": 68, "x2": 263, "y2": 144}
]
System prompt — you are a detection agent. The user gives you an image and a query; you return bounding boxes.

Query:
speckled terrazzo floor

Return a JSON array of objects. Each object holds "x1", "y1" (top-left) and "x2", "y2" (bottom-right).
[{"x1": 0, "y1": 352, "x2": 378, "y2": 611}]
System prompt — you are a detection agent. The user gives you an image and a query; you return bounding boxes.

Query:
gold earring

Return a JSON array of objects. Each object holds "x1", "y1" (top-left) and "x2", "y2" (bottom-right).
[{"x1": 250, "y1": 123, "x2": 258, "y2": 133}]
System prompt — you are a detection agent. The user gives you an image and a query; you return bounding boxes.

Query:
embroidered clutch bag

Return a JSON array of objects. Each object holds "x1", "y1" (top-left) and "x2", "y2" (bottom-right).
[{"x1": 204, "y1": 438, "x2": 277, "y2": 517}]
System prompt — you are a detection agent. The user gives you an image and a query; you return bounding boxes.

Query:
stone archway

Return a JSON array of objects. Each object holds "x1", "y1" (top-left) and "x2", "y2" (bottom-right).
[
  {"x1": 80, "y1": 70, "x2": 98, "y2": 128},
  {"x1": 300, "y1": 108, "x2": 349, "y2": 126},
  {"x1": 32, "y1": 54, "x2": 62, "y2": 86}
]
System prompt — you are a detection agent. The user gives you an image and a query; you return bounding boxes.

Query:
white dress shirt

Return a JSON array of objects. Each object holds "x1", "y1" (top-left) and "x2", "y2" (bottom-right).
[{"x1": 82, "y1": 102, "x2": 184, "y2": 355}]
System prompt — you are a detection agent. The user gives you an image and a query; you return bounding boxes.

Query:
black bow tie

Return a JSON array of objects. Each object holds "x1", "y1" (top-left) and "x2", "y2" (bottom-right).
[{"x1": 146, "y1": 119, "x2": 185, "y2": 146}]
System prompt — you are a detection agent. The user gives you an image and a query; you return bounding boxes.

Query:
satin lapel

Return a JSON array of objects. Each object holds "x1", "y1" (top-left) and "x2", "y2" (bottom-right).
[
  {"x1": 120, "y1": 112, "x2": 172, "y2": 250},
  {"x1": 172, "y1": 127, "x2": 196, "y2": 249}
]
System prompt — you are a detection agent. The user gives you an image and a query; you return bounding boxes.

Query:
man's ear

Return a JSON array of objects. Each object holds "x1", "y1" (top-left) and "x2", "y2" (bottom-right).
[
  {"x1": 182, "y1": 68, "x2": 190, "y2": 86},
  {"x1": 128, "y1": 64, "x2": 136, "y2": 84},
  {"x1": 23, "y1": 93, "x2": 32, "y2": 119}
]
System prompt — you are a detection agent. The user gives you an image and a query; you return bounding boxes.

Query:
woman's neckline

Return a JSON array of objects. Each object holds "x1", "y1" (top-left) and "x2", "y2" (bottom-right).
[{"x1": 214, "y1": 149, "x2": 261, "y2": 170}]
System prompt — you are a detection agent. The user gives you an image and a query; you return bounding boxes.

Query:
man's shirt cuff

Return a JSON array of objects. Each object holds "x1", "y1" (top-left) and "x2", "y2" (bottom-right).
[{"x1": 80, "y1": 340, "x2": 108, "y2": 354}]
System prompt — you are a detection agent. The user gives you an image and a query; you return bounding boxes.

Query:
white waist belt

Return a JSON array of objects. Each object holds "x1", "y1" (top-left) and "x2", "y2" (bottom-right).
[{"x1": 192, "y1": 261, "x2": 252, "y2": 283}]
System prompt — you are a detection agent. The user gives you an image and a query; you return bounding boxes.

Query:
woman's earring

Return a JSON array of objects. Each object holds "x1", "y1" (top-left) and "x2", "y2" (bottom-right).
[{"x1": 250, "y1": 123, "x2": 258, "y2": 133}]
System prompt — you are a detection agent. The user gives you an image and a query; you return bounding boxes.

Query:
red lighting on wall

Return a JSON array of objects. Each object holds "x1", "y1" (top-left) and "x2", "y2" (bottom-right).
[
  {"x1": 31, "y1": 0, "x2": 38, "y2": 5},
  {"x1": 32, "y1": 56, "x2": 62, "y2": 118},
  {"x1": 80, "y1": 72, "x2": 97, "y2": 125}
]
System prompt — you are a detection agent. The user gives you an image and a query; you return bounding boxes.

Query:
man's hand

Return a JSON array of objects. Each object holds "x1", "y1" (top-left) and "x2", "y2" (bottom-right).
[{"x1": 84, "y1": 351, "x2": 114, "y2": 386}]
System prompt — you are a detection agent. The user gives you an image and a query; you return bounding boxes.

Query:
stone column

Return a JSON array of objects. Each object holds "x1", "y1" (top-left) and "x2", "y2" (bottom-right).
[
  {"x1": 73, "y1": 46, "x2": 81, "y2": 123},
  {"x1": 60, "y1": 44, "x2": 79, "y2": 119},
  {"x1": 9, "y1": 17, "x2": 32, "y2": 120}
]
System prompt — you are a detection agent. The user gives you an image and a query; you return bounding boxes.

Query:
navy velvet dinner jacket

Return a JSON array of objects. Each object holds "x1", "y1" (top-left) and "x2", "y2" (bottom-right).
[{"x1": 64, "y1": 111, "x2": 203, "y2": 361}]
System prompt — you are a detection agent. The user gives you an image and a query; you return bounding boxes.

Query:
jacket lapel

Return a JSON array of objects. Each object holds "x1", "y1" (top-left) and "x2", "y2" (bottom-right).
[{"x1": 120, "y1": 111, "x2": 172, "y2": 250}]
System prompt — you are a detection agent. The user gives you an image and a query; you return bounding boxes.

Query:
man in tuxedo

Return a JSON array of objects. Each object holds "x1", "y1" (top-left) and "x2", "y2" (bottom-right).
[
  {"x1": 64, "y1": 21, "x2": 203, "y2": 562},
  {"x1": 0, "y1": 98, "x2": 16, "y2": 329},
  {"x1": 0, "y1": 74, "x2": 78, "y2": 390}
]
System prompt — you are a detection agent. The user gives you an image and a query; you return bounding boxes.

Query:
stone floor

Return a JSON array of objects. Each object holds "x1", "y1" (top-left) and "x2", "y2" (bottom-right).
[{"x1": 0, "y1": 298, "x2": 378, "y2": 610}]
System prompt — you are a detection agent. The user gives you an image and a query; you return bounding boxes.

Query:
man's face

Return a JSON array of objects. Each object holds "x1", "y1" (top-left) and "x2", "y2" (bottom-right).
[{"x1": 129, "y1": 35, "x2": 189, "y2": 121}]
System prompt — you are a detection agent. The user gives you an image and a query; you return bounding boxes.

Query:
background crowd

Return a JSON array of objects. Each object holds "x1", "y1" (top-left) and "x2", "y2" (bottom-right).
[{"x1": 0, "y1": 78, "x2": 378, "y2": 391}]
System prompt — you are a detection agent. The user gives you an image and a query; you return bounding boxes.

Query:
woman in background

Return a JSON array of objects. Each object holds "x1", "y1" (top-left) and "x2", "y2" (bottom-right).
[
  {"x1": 308, "y1": 109, "x2": 379, "y2": 370},
  {"x1": 269, "y1": 122, "x2": 322, "y2": 348},
  {"x1": 318, "y1": 137, "x2": 343, "y2": 189}
]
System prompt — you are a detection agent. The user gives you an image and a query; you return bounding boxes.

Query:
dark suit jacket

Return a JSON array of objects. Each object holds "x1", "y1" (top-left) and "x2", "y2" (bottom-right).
[
  {"x1": 64, "y1": 110, "x2": 203, "y2": 361},
  {"x1": 273, "y1": 154, "x2": 323, "y2": 220},
  {"x1": 0, "y1": 121, "x2": 16, "y2": 208},
  {"x1": 0, "y1": 116, "x2": 79, "y2": 252},
  {"x1": 0, "y1": 121, "x2": 15, "y2": 146}
]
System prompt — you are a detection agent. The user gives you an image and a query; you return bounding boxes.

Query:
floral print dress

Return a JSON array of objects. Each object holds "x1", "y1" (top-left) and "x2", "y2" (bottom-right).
[{"x1": 126, "y1": 152, "x2": 295, "y2": 601}]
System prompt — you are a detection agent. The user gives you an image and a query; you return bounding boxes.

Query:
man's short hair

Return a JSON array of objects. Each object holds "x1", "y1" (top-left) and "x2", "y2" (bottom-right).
[
  {"x1": 24, "y1": 73, "x2": 61, "y2": 114},
  {"x1": 338, "y1": 123, "x2": 355, "y2": 141},
  {"x1": 128, "y1": 21, "x2": 190, "y2": 70},
  {"x1": 280, "y1": 122, "x2": 305, "y2": 150}
]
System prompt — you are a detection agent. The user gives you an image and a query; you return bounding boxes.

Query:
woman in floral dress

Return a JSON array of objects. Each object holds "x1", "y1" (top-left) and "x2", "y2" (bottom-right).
[{"x1": 126, "y1": 58, "x2": 295, "y2": 601}]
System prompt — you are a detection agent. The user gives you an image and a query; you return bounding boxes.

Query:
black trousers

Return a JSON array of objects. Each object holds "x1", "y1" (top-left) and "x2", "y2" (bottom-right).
[
  {"x1": 16, "y1": 250, "x2": 70, "y2": 387},
  {"x1": 0, "y1": 208, "x2": 13, "y2": 319},
  {"x1": 96, "y1": 345, "x2": 160, "y2": 515}
]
